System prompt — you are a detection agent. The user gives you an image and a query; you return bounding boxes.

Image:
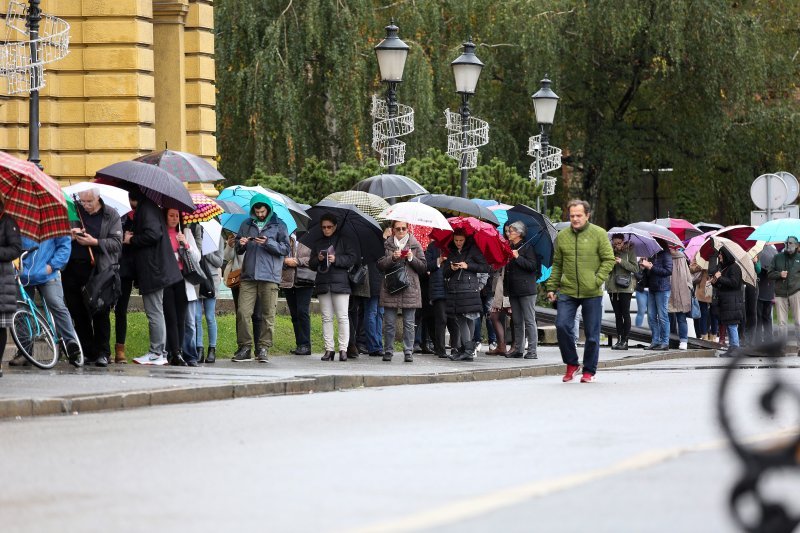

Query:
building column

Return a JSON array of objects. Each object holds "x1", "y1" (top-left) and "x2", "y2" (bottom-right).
[{"x1": 153, "y1": 0, "x2": 189, "y2": 152}]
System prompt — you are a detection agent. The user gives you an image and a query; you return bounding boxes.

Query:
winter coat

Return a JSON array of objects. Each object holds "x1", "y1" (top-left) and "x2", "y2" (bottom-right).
[
  {"x1": 504, "y1": 239, "x2": 539, "y2": 298},
  {"x1": 645, "y1": 249, "x2": 673, "y2": 293},
  {"x1": 128, "y1": 197, "x2": 182, "y2": 295},
  {"x1": 236, "y1": 194, "x2": 291, "y2": 284},
  {"x1": 308, "y1": 232, "x2": 357, "y2": 295},
  {"x1": 118, "y1": 212, "x2": 136, "y2": 280},
  {"x1": 0, "y1": 214, "x2": 21, "y2": 315},
  {"x1": 606, "y1": 246, "x2": 638, "y2": 294},
  {"x1": 20, "y1": 235, "x2": 71, "y2": 287},
  {"x1": 280, "y1": 235, "x2": 314, "y2": 290},
  {"x1": 442, "y1": 239, "x2": 490, "y2": 316},
  {"x1": 668, "y1": 251, "x2": 693, "y2": 313},
  {"x1": 546, "y1": 222, "x2": 615, "y2": 298},
  {"x1": 768, "y1": 251, "x2": 800, "y2": 297},
  {"x1": 757, "y1": 255, "x2": 775, "y2": 302},
  {"x1": 714, "y1": 249, "x2": 744, "y2": 325},
  {"x1": 425, "y1": 245, "x2": 446, "y2": 303},
  {"x1": 367, "y1": 261, "x2": 382, "y2": 299},
  {"x1": 377, "y1": 234, "x2": 426, "y2": 309},
  {"x1": 68, "y1": 201, "x2": 123, "y2": 273}
]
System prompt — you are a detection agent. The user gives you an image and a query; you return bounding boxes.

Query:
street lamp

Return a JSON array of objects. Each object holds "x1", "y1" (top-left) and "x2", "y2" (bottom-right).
[
  {"x1": 451, "y1": 38, "x2": 484, "y2": 198},
  {"x1": 28, "y1": 0, "x2": 43, "y2": 168},
  {"x1": 374, "y1": 20, "x2": 409, "y2": 174},
  {"x1": 529, "y1": 76, "x2": 561, "y2": 211}
]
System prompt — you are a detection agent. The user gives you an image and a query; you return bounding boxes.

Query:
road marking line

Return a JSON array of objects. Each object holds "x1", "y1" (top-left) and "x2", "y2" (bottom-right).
[{"x1": 344, "y1": 428, "x2": 798, "y2": 533}]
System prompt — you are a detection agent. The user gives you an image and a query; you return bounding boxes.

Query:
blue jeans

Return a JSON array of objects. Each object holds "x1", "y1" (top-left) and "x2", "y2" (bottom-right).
[
  {"x1": 669, "y1": 312, "x2": 688, "y2": 342},
  {"x1": 694, "y1": 301, "x2": 711, "y2": 337},
  {"x1": 647, "y1": 290, "x2": 671, "y2": 345},
  {"x1": 26, "y1": 276, "x2": 78, "y2": 345},
  {"x1": 363, "y1": 296, "x2": 383, "y2": 353},
  {"x1": 555, "y1": 294, "x2": 602, "y2": 375},
  {"x1": 195, "y1": 297, "x2": 218, "y2": 348},
  {"x1": 727, "y1": 324, "x2": 740, "y2": 347},
  {"x1": 183, "y1": 300, "x2": 198, "y2": 362},
  {"x1": 635, "y1": 289, "x2": 648, "y2": 328}
]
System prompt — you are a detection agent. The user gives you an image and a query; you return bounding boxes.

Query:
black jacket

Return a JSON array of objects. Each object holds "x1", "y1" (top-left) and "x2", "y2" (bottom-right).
[
  {"x1": 308, "y1": 232, "x2": 357, "y2": 295},
  {"x1": 426, "y1": 245, "x2": 446, "y2": 302},
  {"x1": 119, "y1": 213, "x2": 136, "y2": 280},
  {"x1": 0, "y1": 214, "x2": 21, "y2": 315},
  {"x1": 128, "y1": 197, "x2": 182, "y2": 295},
  {"x1": 714, "y1": 249, "x2": 744, "y2": 325},
  {"x1": 504, "y1": 240, "x2": 539, "y2": 298},
  {"x1": 442, "y1": 239, "x2": 490, "y2": 315}
]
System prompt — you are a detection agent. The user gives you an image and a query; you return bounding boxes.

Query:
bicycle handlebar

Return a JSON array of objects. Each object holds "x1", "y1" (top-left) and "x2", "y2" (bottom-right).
[{"x1": 20, "y1": 246, "x2": 39, "y2": 261}]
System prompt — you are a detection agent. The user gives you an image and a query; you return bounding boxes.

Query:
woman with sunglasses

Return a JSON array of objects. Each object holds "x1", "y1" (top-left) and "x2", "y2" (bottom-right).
[
  {"x1": 377, "y1": 220, "x2": 427, "y2": 362},
  {"x1": 308, "y1": 213, "x2": 357, "y2": 361}
]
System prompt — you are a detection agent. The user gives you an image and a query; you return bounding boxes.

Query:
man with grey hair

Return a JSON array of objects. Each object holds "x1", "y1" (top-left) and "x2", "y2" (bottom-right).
[
  {"x1": 768, "y1": 235, "x2": 800, "y2": 355},
  {"x1": 504, "y1": 220, "x2": 540, "y2": 359},
  {"x1": 546, "y1": 199, "x2": 615, "y2": 382},
  {"x1": 63, "y1": 188, "x2": 122, "y2": 367}
]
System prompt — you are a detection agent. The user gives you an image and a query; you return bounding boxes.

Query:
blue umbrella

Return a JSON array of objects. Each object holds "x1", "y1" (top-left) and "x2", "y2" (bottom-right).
[
  {"x1": 748, "y1": 219, "x2": 800, "y2": 243},
  {"x1": 218, "y1": 187, "x2": 297, "y2": 234},
  {"x1": 491, "y1": 204, "x2": 556, "y2": 282}
]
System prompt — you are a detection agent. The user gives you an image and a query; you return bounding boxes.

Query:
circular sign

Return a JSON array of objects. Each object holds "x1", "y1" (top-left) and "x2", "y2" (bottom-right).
[
  {"x1": 775, "y1": 171, "x2": 799, "y2": 204},
  {"x1": 750, "y1": 173, "x2": 788, "y2": 210}
]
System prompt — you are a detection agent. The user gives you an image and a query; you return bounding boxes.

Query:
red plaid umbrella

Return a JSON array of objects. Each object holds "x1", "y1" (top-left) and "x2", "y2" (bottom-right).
[
  {"x1": 182, "y1": 193, "x2": 224, "y2": 224},
  {"x1": 0, "y1": 152, "x2": 70, "y2": 241},
  {"x1": 429, "y1": 216, "x2": 512, "y2": 268}
]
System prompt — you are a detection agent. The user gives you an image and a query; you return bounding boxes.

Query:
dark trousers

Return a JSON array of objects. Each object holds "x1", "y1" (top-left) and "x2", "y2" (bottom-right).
[
  {"x1": 432, "y1": 299, "x2": 458, "y2": 355},
  {"x1": 743, "y1": 284, "x2": 758, "y2": 345},
  {"x1": 756, "y1": 299, "x2": 773, "y2": 344},
  {"x1": 163, "y1": 280, "x2": 188, "y2": 356},
  {"x1": 63, "y1": 260, "x2": 111, "y2": 361},
  {"x1": 114, "y1": 276, "x2": 134, "y2": 345},
  {"x1": 231, "y1": 285, "x2": 262, "y2": 344},
  {"x1": 285, "y1": 286, "x2": 313, "y2": 348},
  {"x1": 454, "y1": 314, "x2": 475, "y2": 352},
  {"x1": 348, "y1": 295, "x2": 366, "y2": 349},
  {"x1": 609, "y1": 292, "x2": 632, "y2": 339}
]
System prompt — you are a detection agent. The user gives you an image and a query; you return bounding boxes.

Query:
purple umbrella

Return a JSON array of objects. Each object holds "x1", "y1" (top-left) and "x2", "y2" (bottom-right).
[{"x1": 608, "y1": 227, "x2": 663, "y2": 257}]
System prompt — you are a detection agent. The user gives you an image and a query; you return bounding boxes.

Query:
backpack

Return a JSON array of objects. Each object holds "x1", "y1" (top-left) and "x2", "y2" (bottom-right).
[{"x1": 82, "y1": 264, "x2": 121, "y2": 315}]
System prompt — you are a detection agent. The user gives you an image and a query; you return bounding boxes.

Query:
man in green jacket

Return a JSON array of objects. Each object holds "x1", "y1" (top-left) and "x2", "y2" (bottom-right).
[
  {"x1": 546, "y1": 200, "x2": 615, "y2": 383},
  {"x1": 767, "y1": 236, "x2": 800, "y2": 354}
]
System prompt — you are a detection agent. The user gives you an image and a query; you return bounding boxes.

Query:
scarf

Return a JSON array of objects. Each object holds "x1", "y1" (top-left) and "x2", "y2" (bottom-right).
[{"x1": 394, "y1": 234, "x2": 410, "y2": 250}]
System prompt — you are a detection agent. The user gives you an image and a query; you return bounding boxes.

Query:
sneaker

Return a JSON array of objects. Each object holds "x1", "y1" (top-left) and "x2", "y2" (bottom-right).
[
  {"x1": 8, "y1": 353, "x2": 30, "y2": 366},
  {"x1": 580, "y1": 372, "x2": 595, "y2": 383},
  {"x1": 678, "y1": 341, "x2": 688, "y2": 350},
  {"x1": 488, "y1": 342, "x2": 498, "y2": 352},
  {"x1": 474, "y1": 342, "x2": 483, "y2": 354},
  {"x1": 382, "y1": 351, "x2": 393, "y2": 362},
  {"x1": 133, "y1": 352, "x2": 168, "y2": 365},
  {"x1": 404, "y1": 353, "x2": 414, "y2": 363},
  {"x1": 232, "y1": 347, "x2": 253, "y2": 362},
  {"x1": 523, "y1": 353, "x2": 538, "y2": 360},
  {"x1": 562, "y1": 364, "x2": 581, "y2": 382},
  {"x1": 256, "y1": 348, "x2": 269, "y2": 363}
]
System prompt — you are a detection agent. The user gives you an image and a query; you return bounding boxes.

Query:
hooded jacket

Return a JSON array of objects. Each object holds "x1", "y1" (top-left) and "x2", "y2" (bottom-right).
[
  {"x1": 235, "y1": 193, "x2": 291, "y2": 284},
  {"x1": 768, "y1": 250, "x2": 800, "y2": 297},
  {"x1": 21, "y1": 234, "x2": 72, "y2": 287}
]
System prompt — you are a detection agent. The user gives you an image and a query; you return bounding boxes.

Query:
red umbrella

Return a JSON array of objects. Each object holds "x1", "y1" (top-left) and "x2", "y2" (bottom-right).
[
  {"x1": 0, "y1": 152, "x2": 70, "y2": 241},
  {"x1": 429, "y1": 216, "x2": 512, "y2": 268},
  {"x1": 408, "y1": 223, "x2": 432, "y2": 251},
  {"x1": 699, "y1": 225, "x2": 763, "y2": 260},
  {"x1": 653, "y1": 217, "x2": 702, "y2": 241}
]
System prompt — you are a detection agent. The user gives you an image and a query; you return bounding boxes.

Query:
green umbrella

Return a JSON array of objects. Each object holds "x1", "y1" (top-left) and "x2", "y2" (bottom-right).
[{"x1": 64, "y1": 192, "x2": 79, "y2": 222}]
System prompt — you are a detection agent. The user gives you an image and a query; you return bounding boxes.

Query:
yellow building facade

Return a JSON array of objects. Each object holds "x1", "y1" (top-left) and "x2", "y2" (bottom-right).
[{"x1": 0, "y1": 0, "x2": 217, "y2": 194}]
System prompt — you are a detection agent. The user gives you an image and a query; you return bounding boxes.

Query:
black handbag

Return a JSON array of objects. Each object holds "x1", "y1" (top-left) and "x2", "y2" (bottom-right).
[
  {"x1": 178, "y1": 242, "x2": 207, "y2": 286},
  {"x1": 83, "y1": 264, "x2": 121, "y2": 315},
  {"x1": 348, "y1": 262, "x2": 368, "y2": 286},
  {"x1": 295, "y1": 267, "x2": 317, "y2": 287},
  {"x1": 614, "y1": 274, "x2": 631, "y2": 288},
  {"x1": 198, "y1": 257, "x2": 215, "y2": 298},
  {"x1": 384, "y1": 261, "x2": 410, "y2": 294}
]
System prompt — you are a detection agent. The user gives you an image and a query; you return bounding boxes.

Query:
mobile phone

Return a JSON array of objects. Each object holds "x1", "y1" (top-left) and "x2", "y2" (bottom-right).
[{"x1": 76, "y1": 231, "x2": 86, "y2": 237}]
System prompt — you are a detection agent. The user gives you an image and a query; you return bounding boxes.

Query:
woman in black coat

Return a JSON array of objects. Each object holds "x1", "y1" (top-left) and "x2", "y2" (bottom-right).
[
  {"x1": 308, "y1": 213, "x2": 357, "y2": 361},
  {"x1": 710, "y1": 245, "x2": 743, "y2": 352},
  {"x1": 0, "y1": 201, "x2": 21, "y2": 376},
  {"x1": 504, "y1": 220, "x2": 540, "y2": 359},
  {"x1": 442, "y1": 231, "x2": 490, "y2": 361}
]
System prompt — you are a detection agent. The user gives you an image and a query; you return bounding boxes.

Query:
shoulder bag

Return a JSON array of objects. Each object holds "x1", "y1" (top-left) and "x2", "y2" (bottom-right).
[
  {"x1": 82, "y1": 246, "x2": 121, "y2": 315},
  {"x1": 295, "y1": 267, "x2": 317, "y2": 287},
  {"x1": 384, "y1": 260, "x2": 410, "y2": 294},
  {"x1": 178, "y1": 241, "x2": 207, "y2": 286},
  {"x1": 348, "y1": 260, "x2": 368, "y2": 286}
]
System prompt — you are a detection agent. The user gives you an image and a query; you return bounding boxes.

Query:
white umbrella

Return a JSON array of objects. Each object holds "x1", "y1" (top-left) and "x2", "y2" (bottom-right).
[
  {"x1": 63, "y1": 182, "x2": 132, "y2": 216},
  {"x1": 711, "y1": 236, "x2": 758, "y2": 287},
  {"x1": 379, "y1": 202, "x2": 452, "y2": 231},
  {"x1": 199, "y1": 219, "x2": 222, "y2": 256}
]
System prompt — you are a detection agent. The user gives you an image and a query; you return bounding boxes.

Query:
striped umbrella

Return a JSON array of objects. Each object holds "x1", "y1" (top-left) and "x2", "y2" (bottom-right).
[
  {"x1": 324, "y1": 190, "x2": 390, "y2": 221},
  {"x1": 95, "y1": 161, "x2": 195, "y2": 212},
  {"x1": 135, "y1": 149, "x2": 225, "y2": 182},
  {"x1": 0, "y1": 152, "x2": 70, "y2": 241},
  {"x1": 182, "y1": 193, "x2": 224, "y2": 224}
]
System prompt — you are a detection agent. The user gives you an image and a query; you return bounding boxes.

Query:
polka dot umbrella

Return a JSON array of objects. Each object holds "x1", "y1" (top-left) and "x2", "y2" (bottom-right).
[{"x1": 182, "y1": 193, "x2": 224, "y2": 224}]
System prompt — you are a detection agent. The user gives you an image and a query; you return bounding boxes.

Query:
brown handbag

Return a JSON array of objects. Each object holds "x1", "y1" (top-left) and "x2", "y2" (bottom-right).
[{"x1": 225, "y1": 268, "x2": 242, "y2": 288}]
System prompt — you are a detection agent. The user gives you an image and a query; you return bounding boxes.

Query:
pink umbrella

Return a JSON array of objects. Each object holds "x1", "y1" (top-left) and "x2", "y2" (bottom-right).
[
  {"x1": 653, "y1": 217, "x2": 702, "y2": 241},
  {"x1": 684, "y1": 231, "x2": 717, "y2": 261}
]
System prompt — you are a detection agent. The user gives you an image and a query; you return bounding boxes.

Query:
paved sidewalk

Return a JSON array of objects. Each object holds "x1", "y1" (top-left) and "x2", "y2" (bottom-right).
[{"x1": 0, "y1": 346, "x2": 717, "y2": 419}]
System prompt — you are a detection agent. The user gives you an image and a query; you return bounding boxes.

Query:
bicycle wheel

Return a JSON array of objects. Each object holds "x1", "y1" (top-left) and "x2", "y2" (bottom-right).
[
  {"x1": 59, "y1": 336, "x2": 84, "y2": 367},
  {"x1": 11, "y1": 307, "x2": 58, "y2": 369}
]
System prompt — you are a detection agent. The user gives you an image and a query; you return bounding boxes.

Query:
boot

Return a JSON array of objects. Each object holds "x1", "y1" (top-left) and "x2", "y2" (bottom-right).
[
  {"x1": 346, "y1": 344, "x2": 359, "y2": 359},
  {"x1": 169, "y1": 351, "x2": 187, "y2": 366},
  {"x1": 198, "y1": 347, "x2": 205, "y2": 364},
  {"x1": 321, "y1": 350, "x2": 334, "y2": 361},
  {"x1": 114, "y1": 343, "x2": 127, "y2": 364},
  {"x1": 487, "y1": 342, "x2": 507, "y2": 355},
  {"x1": 617, "y1": 337, "x2": 628, "y2": 350},
  {"x1": 205, "y1": 347, "x2": 216, "y2": 364},
  {"x1": 339, "y1": 350, "x2": 347, "y2": 362}
]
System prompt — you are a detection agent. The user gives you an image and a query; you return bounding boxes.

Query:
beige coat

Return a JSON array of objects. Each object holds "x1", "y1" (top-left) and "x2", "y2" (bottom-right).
[{"x1": 668, "y1": 250, "x2": 693, "y2": 313}]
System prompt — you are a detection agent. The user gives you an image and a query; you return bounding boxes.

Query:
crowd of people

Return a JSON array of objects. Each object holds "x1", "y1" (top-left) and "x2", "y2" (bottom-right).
[{"x1": 0, "y1": 188, "x2": 793, "y2": 382}]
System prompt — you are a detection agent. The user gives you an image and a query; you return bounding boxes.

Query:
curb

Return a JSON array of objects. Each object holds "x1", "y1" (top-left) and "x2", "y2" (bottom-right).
[{"x1": 0, "y1": 349, "x2": 717, "y2": 420}]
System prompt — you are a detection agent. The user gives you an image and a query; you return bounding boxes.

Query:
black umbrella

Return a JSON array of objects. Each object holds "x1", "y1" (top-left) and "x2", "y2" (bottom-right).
[
  {"x1": 299, "y1": 200, "x2": 384, "y2": 261},
  {"x1": 410, "y1": 194, "x2": 499, "y2": 225},
  {"x1": 505, "y1": 205, "x2": 557, "y2": 267},
  {"x1": 135, "y1": 149, "x2": 225, "y2": 182},
  {"x1": 353, "y1": 173, "x2": 428, "y2": 200},
  {"x1": 95, "y1": 161, "x2": 195, "y2": 211}
]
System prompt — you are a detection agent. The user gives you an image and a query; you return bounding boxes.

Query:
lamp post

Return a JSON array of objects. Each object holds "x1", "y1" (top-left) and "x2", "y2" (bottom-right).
[
  {"x1": 27, "y1": 0, "x2": 42, "y2": 168},
  {"x1": 451, "y1": 38, "x2": 484, "y2": 198},
  {"x1": 531, "y1": 76, "x2": 559, "y2": 211},
  {"x1": 374, "y1": 20, "x2": 409, "y2": 175}
]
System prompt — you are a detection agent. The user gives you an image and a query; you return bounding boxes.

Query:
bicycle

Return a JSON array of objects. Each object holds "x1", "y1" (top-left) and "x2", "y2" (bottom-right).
[{"x1": 10, "y1": 247, "x2": 84, "y2": 369}]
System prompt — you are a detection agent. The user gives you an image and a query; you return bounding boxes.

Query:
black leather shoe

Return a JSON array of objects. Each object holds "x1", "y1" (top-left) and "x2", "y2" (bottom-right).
[
  {"x1": 644, "y1": 343, "x2": 658, "y2": 350},
  {"x1": 294, "y1": 345, "x2": 311, "y2": 356},
  {"x1": 523, "y1": 353, "x2": 538, "y2": 359},
  {"x1": 321, "y1": 350, "x2": 334, "y2": 361},
  {"x1": 169, "y1": 352, "x2": 187, "y2": 366},
  {"x1": 186, "y1": 359, "x2": 199, "y2": 367},
  {"x1": 368, "y1": 350, "x2": 383, "y2": 357},
  {"x1": 357, "y1": 344, "x2": 369, "y2": 355},
  {"x1": 95, "y1": 355, "x2": 109, "y2": 368},
  {"x1": 339, "y1": 350, "x2": 348, "y2": 361},
  {"x1": 232, "y1": 347, "x2": 252, "y2": 362},
  {"x1": 654, "y1": 344, "x2": 669, "y2": 351},
  {"x1": 205, "y1": 347, "x2": 216, "y2": 363},
  {"x1": 450, "y1": 351, "x2": 474, "y2": 361},
  {"x1": 346, "y1": 345, "x2": 358, "y2": 359},
  {"x1": 505, "y1": 351, "x2": 524, "y2": 358},
  {"x1": 421, "y1": 342, "x2": 435, "y2": 354}
]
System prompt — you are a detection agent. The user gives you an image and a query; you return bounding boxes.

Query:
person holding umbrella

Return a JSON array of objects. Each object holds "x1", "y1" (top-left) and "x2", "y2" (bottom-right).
[
  {"x1": 308, "y1": 213, "x2": 357, "y2": 361},
  {"x1": 641, "y1": 238, "x2": 673, "y2": 350},
  {"x1": 606, "y1": 234, "x2": 639, "y2": 350},
  {"x1": 442, "y1": 230, "x2": 491, "y2": 361},
  {"x1": 711, "y1": 244, "x2": 744, "y2": 354},
  {"x1": 768, "y1": 236, "x2": 800, "y2": 354},
  {"x1": 377, "y1": 220, "x2": 427, "y2": 363},
  {"x1": 503, "y1": 221, "x2": 540, "y2": 359}
]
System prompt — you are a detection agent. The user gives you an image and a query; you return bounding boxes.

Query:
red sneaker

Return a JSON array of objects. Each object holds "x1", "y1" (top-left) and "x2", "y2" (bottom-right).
[
  {"x1": 562, "y1": 364, "x2": 581, "y2": 382},
  {"x1": 580, "y1": 372, "x2": 595, "y2": 383}
]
